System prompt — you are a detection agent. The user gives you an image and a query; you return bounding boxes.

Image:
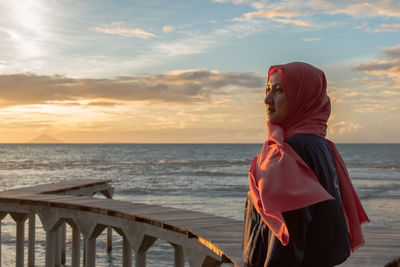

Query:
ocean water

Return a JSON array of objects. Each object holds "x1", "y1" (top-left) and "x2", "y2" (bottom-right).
[{"x1": 0, "y1": 143, "x2": 399, "y2": 266}]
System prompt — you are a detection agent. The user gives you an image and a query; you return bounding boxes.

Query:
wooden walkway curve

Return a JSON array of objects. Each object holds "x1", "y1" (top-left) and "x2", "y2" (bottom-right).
[
  {"x1": 0, "y1": 179, "x2": 243, "y2": 266},
  {"x1": 0, "y1": 179, "x2": 399, "y2": 266}
]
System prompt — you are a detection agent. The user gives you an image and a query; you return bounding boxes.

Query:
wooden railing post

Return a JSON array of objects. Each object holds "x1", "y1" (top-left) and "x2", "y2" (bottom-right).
[
  {"x1": 83, "y1": 237, "x2": 87, "y2": 266},
  {"x1": 71, "y1": 224, "x2": 81, "y2": 267},
  {"x1": 123, "y1": 236, "x2": 132, "y2": 267},
  {"x1": 45, "y1": 230, "x2": 56, "y2": 267},
  {"x1": 103, "y1": 189, "x2": 114, "y2": 253},
  {"x1": 0, "y1": 212, "x2": 7, "y2": 267},
  {"x1": 10, "y1": 213, "x2": 28, "y2": 267},
  {"x1": 85, "y1": 236, "x2": 96, "y2": 267},
  {"x1": 55, "y1": 226, "x2": 62, "y2": 267},
  {"x1": 61, "y1": 223, "x2": 67, "y2": 265},
  {"x1": 28, "y1": 214, "x2": 36, "y2": 267},
  {"x1": 107, "y1": 227, "x2": 112, "y2": 252},
  {"x1": 135, "y1": 235, "x2": 157, "y2": 267},
  {"x1": 83, "y1": 224, "x2": 106, "y2": 267},
  {"x1": 170, "y1": 243, "x2": 185, "y2": 267}
]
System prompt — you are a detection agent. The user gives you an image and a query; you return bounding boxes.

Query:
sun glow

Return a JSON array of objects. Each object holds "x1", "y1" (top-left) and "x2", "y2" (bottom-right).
[{"x1": 5, "y1": 0, "x2": 49, "y2": 58}]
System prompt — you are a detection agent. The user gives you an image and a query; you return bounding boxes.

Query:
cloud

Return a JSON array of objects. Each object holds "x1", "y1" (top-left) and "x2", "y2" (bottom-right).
[
  {"x1": 211, "y1": 0, "x2": 251, "y2": 4},
  {"x1": 0, "y1": 70, "x2": 264, "y2": 106},
  {"x1": 92, "y1": 22, "x2": 157, "y2": 39},
  {"x1": 302, "y1": 37, "x2": 323, "y2": 42},
  {"x1": 152, "y1": 19, "x2": 265, "y2": 58},
  {"x1": 373, "y1": 23, "x2": 400, "y2": 32},
  {"x1": 233, "y1": 9, "x2": 314, "y2": 27},
  {"x1": 229, "y1": 0, "x2": 400, "y2": 29},
  {"x1": 327, "y1": 1, "x2": 400, "y2": 18},
  {"x1": 328, "y1": 121, "x2": 360, "y2": 135},
  {"x1": 162, "y1": 26, "x2": 175, "y2": 33},
  {"x1": 233, "y1": 9, "x2": 305, "y2": 21},
  {"x1": 352, "y1": 45, "x2": 400, "y2": 79}
]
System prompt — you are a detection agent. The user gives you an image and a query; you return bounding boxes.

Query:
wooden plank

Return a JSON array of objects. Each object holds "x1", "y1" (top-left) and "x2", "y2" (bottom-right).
[{"x1": 2, "y1": 179, "x2": 111, "y2": 194}]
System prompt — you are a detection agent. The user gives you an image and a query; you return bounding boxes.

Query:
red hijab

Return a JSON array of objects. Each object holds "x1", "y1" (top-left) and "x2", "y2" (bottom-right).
[{"x1": 248, "y1": 62, "x2": 369, "y2": 250}]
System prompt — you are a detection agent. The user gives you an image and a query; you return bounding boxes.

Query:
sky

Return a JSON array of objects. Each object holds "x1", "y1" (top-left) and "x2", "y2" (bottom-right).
[{"x1": 0, "y1": 0, "x2": 399, "y2": 143}]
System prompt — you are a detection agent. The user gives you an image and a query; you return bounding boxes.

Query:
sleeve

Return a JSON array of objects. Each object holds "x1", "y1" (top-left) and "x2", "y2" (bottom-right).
[{"x1": 264, "y1": 206, "x2": 313, "y2": 267}]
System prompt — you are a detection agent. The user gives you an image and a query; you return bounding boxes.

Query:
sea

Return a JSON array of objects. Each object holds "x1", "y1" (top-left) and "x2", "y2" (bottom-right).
[{"x1": 0, "y1": 143, "x2": 399, "y2": 266}]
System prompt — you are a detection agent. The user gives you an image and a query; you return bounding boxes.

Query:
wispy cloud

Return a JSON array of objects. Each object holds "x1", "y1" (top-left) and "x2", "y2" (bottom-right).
[
  {"x1": 302, "y1": 37, "x2": 323, "y2": 42},
  {"x1": 211, "y1": 0, "x2": 251, "y2": 4},
  {"x1": 162, "y1": 25, "x2": 175, "y2": 33},
  {"x1": 233, "y1": 9, "x2": 305, "y2": 21},
  {"x1": 232, "y1": 9, "x2": 314, "y2": 27},
  {"x1": 328, "y1": 121, "x2": 361, "y2": 135},
  {"x1": 150, "y1": 18, "x2": 264, "y2": 58},
  {"x1": 353, "y1": 45, "x2": 400, "y2": 79},
  {"x1": 0, "y1": 70, "x2": 264, "y2": 106},
  {"x1": 92, "y1": 22, "x2": 157, "y2": 39},
  {"x1": 327, "y1": 1, "x2": 400, "y2": 18},
  {"x1": 226, "y1": 0, "x2": 400, "y2": 29}
]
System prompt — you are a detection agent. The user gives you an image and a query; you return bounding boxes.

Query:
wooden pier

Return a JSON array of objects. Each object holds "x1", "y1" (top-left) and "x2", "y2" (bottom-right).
[
  {"x1": 339, "y1": 224, "x2": 400, "y2": 267},
  {"x1": 0, "y1": 179, "x2": 398, "y2": 266},
  {"x1": 0, "y1": 179, "x2": 242, "y2": 267}
]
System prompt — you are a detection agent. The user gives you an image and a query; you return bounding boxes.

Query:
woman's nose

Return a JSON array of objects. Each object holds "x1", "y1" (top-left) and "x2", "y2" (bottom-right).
[{"x1": 264, "y1": 94, "x2": 272, "y2": 105}]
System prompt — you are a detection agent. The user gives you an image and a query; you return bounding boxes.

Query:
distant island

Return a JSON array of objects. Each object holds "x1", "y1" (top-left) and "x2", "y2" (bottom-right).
[{"x1": 28, "y1": 134, "x2": 63, "y2": 144}]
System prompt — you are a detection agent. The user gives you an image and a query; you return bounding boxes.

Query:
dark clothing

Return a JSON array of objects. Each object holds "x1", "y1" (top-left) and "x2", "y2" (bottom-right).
[{"x1": 243, "y1": 134, "x2": 351, "y2": 267}]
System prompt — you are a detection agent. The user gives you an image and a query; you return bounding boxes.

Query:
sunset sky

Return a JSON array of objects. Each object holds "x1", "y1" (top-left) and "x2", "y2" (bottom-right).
[{"x1": 0, "y1": 0, "x2": 399, "y2": 143}]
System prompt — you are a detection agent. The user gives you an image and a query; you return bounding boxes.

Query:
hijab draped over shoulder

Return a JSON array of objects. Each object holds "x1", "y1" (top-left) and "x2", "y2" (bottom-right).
[{"x1": 248, "y1": 62, "x2": 369, "y2": 250}]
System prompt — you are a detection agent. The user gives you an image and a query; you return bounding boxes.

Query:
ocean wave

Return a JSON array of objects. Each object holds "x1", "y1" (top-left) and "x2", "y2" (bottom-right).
[
  {"x1": 357, "y1": 182, "x2": 400, "y2": 200},
  {"x1": 0, "y1": 159, "x2": 116, "y2": 170},
  {"x1": 117, "y1": 182, "x2": 249, "y2": 196},
  {"x1": 348, "y1": 163, "x2": 399, "y2": 170},
  {"x1": 155, "y1": 159, "x2": 250, "y2": 167},
  {"x1": 194, "y1": 169, "x2": 244, "y2": 177},
  {"x1": 0, "y1": 158, "x2": 251, "y2": 171}
]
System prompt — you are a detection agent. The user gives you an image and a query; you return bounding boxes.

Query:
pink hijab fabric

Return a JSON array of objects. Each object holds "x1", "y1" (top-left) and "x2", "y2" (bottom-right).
[{"x1": 248, "y1": 62, "x2": 369, "y2": 250}]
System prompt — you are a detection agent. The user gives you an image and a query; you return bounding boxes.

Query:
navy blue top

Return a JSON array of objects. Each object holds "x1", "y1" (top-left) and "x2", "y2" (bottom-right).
[{"x1": 243, "y1": 134, "x2": 351, "y2": 267}]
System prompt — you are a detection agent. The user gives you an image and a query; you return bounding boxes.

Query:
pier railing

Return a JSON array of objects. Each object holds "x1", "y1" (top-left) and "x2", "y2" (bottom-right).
[{"x1": 0, "y1": 179, "x2": 242, "y2": 267}]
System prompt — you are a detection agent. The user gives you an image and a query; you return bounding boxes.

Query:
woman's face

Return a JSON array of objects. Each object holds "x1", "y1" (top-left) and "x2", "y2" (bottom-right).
[{"x1": 265, "y1": 72, "x2": 288, "y2": 125}]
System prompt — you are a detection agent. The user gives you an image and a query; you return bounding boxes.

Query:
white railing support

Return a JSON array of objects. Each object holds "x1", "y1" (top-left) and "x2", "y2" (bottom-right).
[
  {"x1": 55, "y1": 226, "x2": 62, "y2": 267},
  {"x1": 10, "y1": 212, "x2": 28, "y2": 267},
  {"x1": 45, "y1": 230, "x2": 56, "y2": 267},
  {"x1": 107, "y1": 227, "x2": 113, "y2": 252},
  {"x1": 0, "y1": 212, "x2": 7, "y2": 267},
  {"x1": 135, "y1": 235, "x2": 157, "y2": 267},
  {"x1": 185, "y1": 248, "x2": 207, "y2": 267},
  {"x1": 83, "y1": 237, "x2": 87, "y2": 266},
  {"x1": 170, "y1": 243, "x2": 185, "y2": 267},
  {"x1": 28, "y1": 214, "x2": 36, "y2": 267},
  {"x1": 71, "y1": 224, "x2": 81, "y2": 267},
  {"x1": 85, "y1": 236, "x2": 96, "y2": 267},
  {"x1": 104, "y1": 189, "x2": 114, "y2": 253},
  {"x1": 123, "y1": 236, "x2": 132, "y2": 267},
  {"x1": 84, "y1": 224, "x2": 106, "y2": 267},
  {"x1": 62, "y1": 223, "x2": 67, "y2": 265}
]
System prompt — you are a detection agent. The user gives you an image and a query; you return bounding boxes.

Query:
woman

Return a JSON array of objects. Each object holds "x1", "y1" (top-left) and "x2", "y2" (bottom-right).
[{"x1": 242, "y1": 62, "x2": 369, "y2": 267}]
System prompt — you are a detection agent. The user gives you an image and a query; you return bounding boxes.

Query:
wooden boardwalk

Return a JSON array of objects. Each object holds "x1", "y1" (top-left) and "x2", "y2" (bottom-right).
[
  {"x1": 0, "y1": 179, "x2": 243, "y2": 266},
  {"x1": 339, "y1": 224, "x2": 400, "y2": 267},
  {"x1": 1, "y1": 179, "x2": 399, "y2": 266}
]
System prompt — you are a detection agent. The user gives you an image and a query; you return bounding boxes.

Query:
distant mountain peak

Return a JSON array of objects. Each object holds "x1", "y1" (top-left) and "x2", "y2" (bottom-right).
[{"x1": 28, "y1": 133, "x2": 63, "y2": 144}]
